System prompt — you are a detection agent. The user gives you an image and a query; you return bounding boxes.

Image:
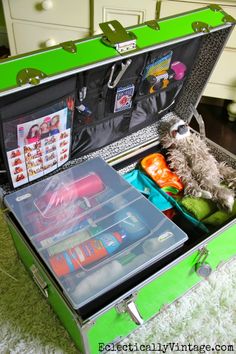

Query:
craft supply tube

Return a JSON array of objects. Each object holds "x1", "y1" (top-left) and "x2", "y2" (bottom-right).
[
  {"x1": 37, "y1": 173, "x2": 105, "y2": 207},
  {"x1": 46, "y1": 230, "x2": 92, "y2": 256},
  {"x1": 49, "y1": 231, "x2": 124, "y2": 277}
]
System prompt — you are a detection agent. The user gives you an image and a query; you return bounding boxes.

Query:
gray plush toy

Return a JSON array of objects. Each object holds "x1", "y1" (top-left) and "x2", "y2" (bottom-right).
[{"x1": 158, "y1": 114, "x2": 236, "y2": 211}]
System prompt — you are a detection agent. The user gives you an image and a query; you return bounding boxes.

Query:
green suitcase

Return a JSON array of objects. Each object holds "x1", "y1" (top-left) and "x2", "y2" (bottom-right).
[{"x1": 0, "y1": 5, "x2": 236, "y2": 353}]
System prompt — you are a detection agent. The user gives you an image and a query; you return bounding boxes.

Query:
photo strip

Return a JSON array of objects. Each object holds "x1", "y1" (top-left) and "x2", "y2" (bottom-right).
[{"x1": 3, "y1": 95, "x2": 74, "y2": 188}]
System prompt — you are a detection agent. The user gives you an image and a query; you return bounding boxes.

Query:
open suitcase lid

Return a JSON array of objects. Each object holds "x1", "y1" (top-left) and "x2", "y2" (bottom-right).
[
  {"x1": 4, "y1": 157, "x2": 188, "y2": 310},
  {"x1": 0, "y1": 5, "x2": 235, "y2": 96},
  {"x1": 0, "y1": 5, "x2": 235, "y2": 191}
]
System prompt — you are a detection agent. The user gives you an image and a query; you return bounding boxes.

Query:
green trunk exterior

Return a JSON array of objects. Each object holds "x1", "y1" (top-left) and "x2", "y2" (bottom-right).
[
  {"x1": 87, "y1": 223, "x2": 236, "y2": 353},
  {"x1": 0, "y1": 7, "x2": 232, "y2": 94},
  {"x1": 5, "y1": 212, "x2": 236, "y2": 354},
  {"x1": 5, "y1": 215, "x2": 86, "y2": 354}
]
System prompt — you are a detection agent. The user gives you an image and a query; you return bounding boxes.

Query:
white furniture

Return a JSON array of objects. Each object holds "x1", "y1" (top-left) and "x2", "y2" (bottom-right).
[
  {"x1": 2, "y1": 0, "x2": 157, "y2": 54},
  {"x1": 2, "y1": 0, "x2": 236, "y2": 111},
  {"x1": 2, "y1": 0, "x2": 90, "y2": 54},
  {"x1": 92, "y1": 0, "x2": 158, "y2": 34},
  {"x1": 158, "y1": 0, "x2": 236, "y2": 103}
]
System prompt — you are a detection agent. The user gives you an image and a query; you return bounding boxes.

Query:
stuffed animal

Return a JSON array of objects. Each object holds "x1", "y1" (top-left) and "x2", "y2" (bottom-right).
[{"x1": 158, "y1": 115, "x2": 236, "y2": 211}]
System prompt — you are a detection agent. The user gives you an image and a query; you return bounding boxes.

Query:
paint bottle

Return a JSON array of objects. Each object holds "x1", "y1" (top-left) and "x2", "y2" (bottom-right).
[{"x1": 49, "y1": 231, "x2": 125, "y2": 277}]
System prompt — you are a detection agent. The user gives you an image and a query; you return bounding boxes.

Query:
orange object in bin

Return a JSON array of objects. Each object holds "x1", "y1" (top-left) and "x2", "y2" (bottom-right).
[{"x1": 141, "y1": 153, "x2": 184, "y2": 192}]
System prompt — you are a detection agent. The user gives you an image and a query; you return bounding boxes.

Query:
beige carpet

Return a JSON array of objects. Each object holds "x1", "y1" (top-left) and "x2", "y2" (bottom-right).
[{"x1": 0, "y1": 210, "x2": 236, "y2": 353}]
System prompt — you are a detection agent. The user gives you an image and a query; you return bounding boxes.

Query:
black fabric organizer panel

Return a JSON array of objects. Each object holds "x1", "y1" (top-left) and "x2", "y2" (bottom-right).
[
  {"x1": 0, "y1": 37, "x2": 202, "y2": 155},
  {"x1": 0, "y1": 26, "x2": 232, "y2": 191},
  {"x1": 71, "y1": 37, "x2": 202, "y2": 157}
]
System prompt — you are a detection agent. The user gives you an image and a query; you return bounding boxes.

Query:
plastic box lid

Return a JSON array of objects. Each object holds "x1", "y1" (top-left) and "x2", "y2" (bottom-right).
[{"x1": 4, "y1": 157, "x2": 188, "y2": 309}]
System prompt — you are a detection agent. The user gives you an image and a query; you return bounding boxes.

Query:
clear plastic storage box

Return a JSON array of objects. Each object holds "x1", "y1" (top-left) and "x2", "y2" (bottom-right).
[{"x1": 4, "y1": 157, "x2": 188, "y2": 309}]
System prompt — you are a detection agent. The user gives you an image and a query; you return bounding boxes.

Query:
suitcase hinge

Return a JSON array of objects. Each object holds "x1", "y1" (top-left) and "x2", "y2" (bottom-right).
[
  {"x1": 189, "y1": 104, "x2": 206, "y2": 139},
  {"x1": 192, "y1": 21, "x2": 212, "y2": 33},
  {"x1": 99, "y1": 20, "x2": 137, "y2": 55},
  {"x1": 60, "y1": 40, "x2": 77, "y2": 54},
  {"x1": 16, "y1": 68, "x2": 47, "y2": 86},
  {"x1": 116, "y1": 293, "x2": 144, "y2": 325},
  {"x1": 145, "y1": 20, "x2": 160, "y2": 31}
]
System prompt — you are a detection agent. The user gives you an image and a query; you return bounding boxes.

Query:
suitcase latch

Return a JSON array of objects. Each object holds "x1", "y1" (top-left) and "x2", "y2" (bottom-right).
[
  {"x1": 16, "y1": 68, "x2": 47, "y2": 86},
  {"x1": 99, "y1": 20, "x2": 137, "y2": 55},
  {"x1": 30, "y1": 265, "x2": 48, "y2": 298},
  {"x1": 116, "y1": 294, "x2": 144, "y2": 325},
  {"x1": 195, "y1": 247, "x2": 212, "y2": 278}
]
